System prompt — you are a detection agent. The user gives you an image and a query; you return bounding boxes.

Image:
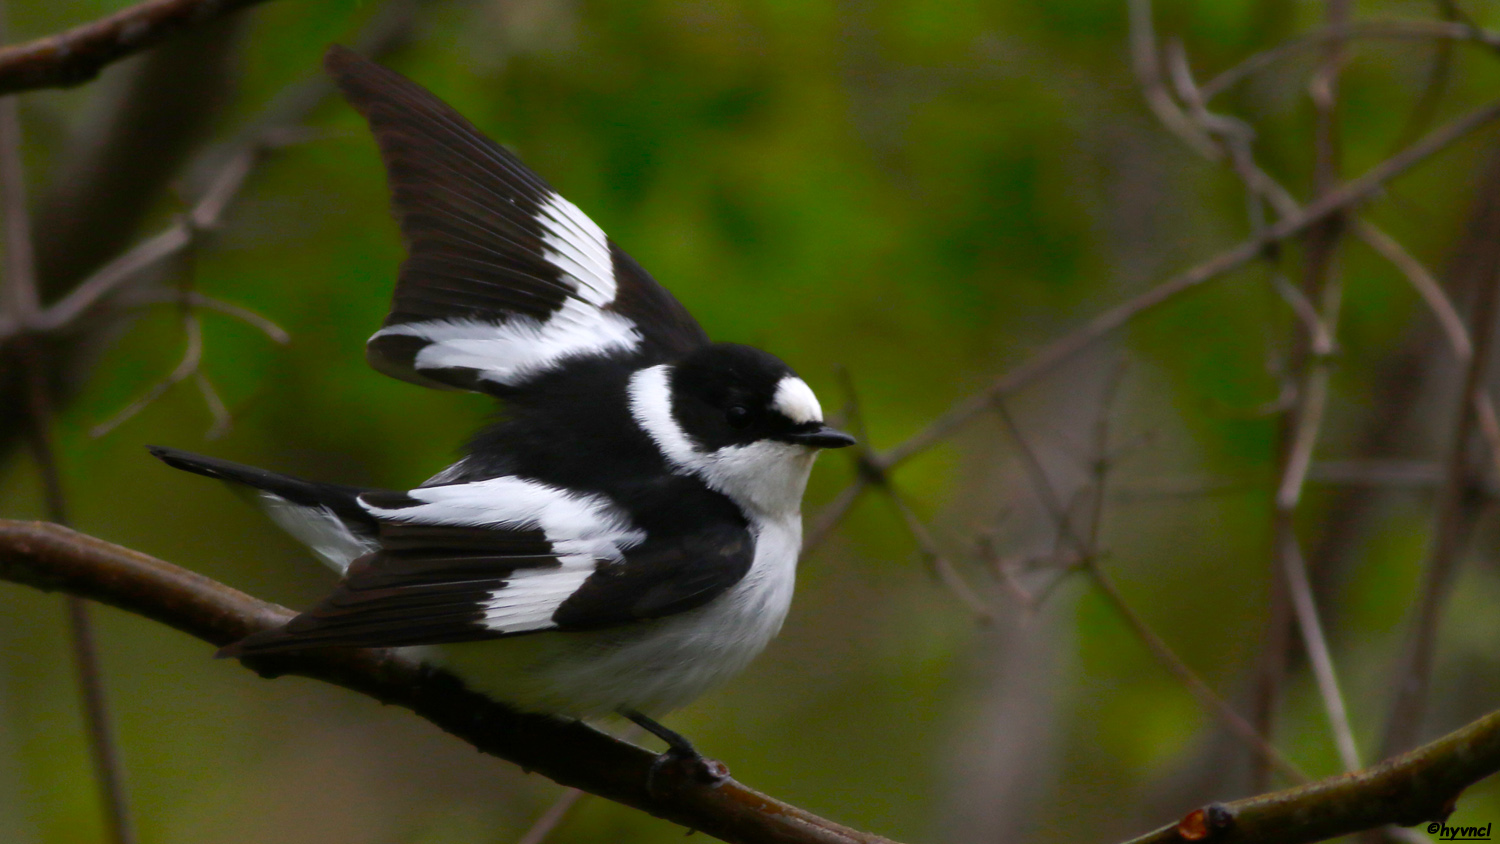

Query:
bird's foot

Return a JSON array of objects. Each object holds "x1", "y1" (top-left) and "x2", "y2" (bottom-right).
[{"x1": 621, "y1": 709, "x2": 730, "y2": 795}]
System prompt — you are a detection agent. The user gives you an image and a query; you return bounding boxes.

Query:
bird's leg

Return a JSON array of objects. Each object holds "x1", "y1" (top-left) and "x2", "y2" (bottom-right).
[
  {"x1": 620, "y1": 708, "x2": 729, "y2": 790},
  {"x1": 622, "y1": 708, "x2": 701, "y2": 757}
]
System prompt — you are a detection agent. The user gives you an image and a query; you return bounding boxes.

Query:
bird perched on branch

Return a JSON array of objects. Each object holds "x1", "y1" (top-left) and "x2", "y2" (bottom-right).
[{"x1": 150, "y1": 45, "x2": 854, "y2": 772}]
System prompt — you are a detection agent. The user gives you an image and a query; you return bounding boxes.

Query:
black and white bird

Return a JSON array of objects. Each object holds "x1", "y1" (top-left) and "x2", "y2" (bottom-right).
[{"x1": 150, "y1": 46, "x2": 854, "y2": 761}]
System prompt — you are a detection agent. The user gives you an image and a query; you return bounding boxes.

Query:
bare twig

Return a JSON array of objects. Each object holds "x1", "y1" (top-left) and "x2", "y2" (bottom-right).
[
  {"x1": 990, "y1": 398, "x2": 1081, "y2": 555},
  {"x1": 174, "y1": 292, "x2": 289, "y2": 344},
  {"x1": 803, "y1": 475, "x2": 869, "y2": 555},
  {"x1": 873, "y1": 94, "x2": 1500, "y2": 472},
  {"x1": 1258, "y1": 1, "x2": 1364, "y2": 777},
  {"x1": 1201, "y1": 19, "x2": 1500, "y2": 102},
  {"x1": 0, "y1": 0, "x2": 277, "y2": 96},
  {"x1": 1085, "y1": 562, "x2": 1309, "y2": 783},
  {"x1": 1386, "y1": 4, "x2": 1460, "y2": 154},
  {"x1": 1381, "y1": 229, "x2": 1500, "y2": 758},
  {"x1": 1308, "y1": 460, "x2": 1444, "y2": 486},
  {"x1": 1127, "y1": 0, "x2": 1218, "y2": 159},
  {"x1": 28, "y1": 139, "x2": 265, "y2": 335},
  {"x1": 1085, "y1": 378, "x2": 1309, "y2": 783},
  {"x1": 1, "y1": 15, "x2": 136, "y2": 835},
  {"x1": 88, "y1": 311, "x2": 209, "y2": 438},
  {"x1": 1354, "y1": 221, "x2": 1470, "y2": 360},
  {"x1": 881, "y1": 485, "x2": 995, "y2": 623},
  {"x1": 0, "y1": 520, "x2": 897, "y2": 844},
  {"x1": 991, "y1": 371, "x2": 1307, "y2": 782},
  {"x1": 835, "y1": 372, "x2": 994, "y2": 621},
  {"x1": 0, "y1": 97, "x2": 35, "y2": 321},
  {"x1": 516, "y1": 788, "x2": 587, "y2": 844},
  {"x1": 1279, "y1": 532, "x2": 1362, "y2": 772},
  {"x1": 1160, "y1": 33, "x2": 1500, "y2": 494},
  {"x1": 192, "y1": 370, "x2": 232, "y2": 440}
]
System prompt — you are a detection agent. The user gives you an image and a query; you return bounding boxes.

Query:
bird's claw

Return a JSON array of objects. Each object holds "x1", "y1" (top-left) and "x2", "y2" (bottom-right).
[{"x1": 646, "y1": 747, "x2": 730, "y2": 796}]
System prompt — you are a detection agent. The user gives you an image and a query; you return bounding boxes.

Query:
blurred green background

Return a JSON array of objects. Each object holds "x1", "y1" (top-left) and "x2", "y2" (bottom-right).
[{"x1": 5, "y1": 0, "x2": 1500, "y2": 842}]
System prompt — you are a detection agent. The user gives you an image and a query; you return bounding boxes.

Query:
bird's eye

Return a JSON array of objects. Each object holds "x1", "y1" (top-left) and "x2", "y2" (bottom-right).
[{"x1": 726, "y1": 405, "x2": 752, "y2": 429}]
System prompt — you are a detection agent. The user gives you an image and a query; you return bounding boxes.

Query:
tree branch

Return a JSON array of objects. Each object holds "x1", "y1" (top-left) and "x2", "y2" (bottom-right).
[
  {"x1": 874, "y1": 94, "x2": 1500, "y2": 472},
  {"x1": 1120, "y1": 707, "x2": 1500, "y2": 844},
  {"x1": 0, "y1": 0, "x2": 275, "y2": 95},
  {"x1": 7, "y1": 521, "x2": 1500, "y2": 844},
  {"x1": 0, "y1": 519, "x2": 896, "y2": 844}
]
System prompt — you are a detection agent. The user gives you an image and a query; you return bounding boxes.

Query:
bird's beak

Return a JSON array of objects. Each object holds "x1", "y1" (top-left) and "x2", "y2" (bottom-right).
[{"x1": 785, "y1": 424, "x2": 857, "y2": 449}]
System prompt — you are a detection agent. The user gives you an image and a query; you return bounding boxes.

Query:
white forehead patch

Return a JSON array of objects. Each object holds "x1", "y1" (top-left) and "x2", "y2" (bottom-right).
[{"x1": 772, "y1": 377, "x2": 823, "y2": 424}]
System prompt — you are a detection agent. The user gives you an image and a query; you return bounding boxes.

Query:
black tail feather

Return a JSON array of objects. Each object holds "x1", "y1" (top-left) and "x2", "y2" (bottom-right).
[{"x1": 146, "y1": 445, "x2": 377, "y2": 529}]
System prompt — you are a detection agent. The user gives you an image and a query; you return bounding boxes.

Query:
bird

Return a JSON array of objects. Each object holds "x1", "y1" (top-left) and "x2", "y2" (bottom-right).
[{"x1": 149, "y1": 44, "x2": 855, "y2": 770}]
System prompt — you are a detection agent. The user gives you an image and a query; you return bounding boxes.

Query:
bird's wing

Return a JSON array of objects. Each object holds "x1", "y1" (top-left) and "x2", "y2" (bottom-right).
[
  {"x1": 324, "y1": 46, "x2": 711, "y2": 396},
  {"x1": 220, "y1": 478, "x2": 753, "y2": 654}
]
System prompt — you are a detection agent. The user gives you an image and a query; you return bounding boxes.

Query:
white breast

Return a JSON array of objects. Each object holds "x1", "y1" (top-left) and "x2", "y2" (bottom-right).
[{"x1": 438, "y1": 512, "x2": 802, "y2": 718}]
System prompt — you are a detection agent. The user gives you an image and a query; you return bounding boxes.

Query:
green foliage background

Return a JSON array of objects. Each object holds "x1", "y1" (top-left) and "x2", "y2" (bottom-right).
[{"x1": 5, "y1": 1, "x2": 1500, "y2": 842}]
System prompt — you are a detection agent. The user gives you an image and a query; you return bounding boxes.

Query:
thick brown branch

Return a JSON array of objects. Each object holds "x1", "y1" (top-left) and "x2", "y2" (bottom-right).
[
  {"x1": 0, "y1": 520, "x2": 896, "y2": 844},
  {"x1": 1121, "y1": 707, "x2": 1500, "y2": 844},
  {"x1": 8, "y1": 521, "x2": 1500, "y2": 844},
  {"x1": 0, "y1": 0, "x2": 275, "y2": 95}
]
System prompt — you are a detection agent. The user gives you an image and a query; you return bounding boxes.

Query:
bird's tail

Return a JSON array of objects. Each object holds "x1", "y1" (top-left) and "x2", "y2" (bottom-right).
[{"x1": 147, "y1": 445, "x2": 380, "y2": 574}]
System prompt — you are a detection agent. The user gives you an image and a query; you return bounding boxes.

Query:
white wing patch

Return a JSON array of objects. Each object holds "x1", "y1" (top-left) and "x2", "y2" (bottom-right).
[
  {"x1": 258, "y1": 493, "x2": 377, "y2": 574},
  {"x1": 536, "y1": 191, "x2": 616, "y2": 306},
  {"x1": 369, "y1": 190, "x2": 644, "y2": 388},
  {"x1": 361, "y1": 477, "x2": 645, "y2": 634},
  {"x1": 371, "y1": 303, "x2": 641, "y2": 388}
]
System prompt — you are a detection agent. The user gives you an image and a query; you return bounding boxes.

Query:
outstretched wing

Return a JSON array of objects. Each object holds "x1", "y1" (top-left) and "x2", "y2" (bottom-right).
[
  {"x1": 220, "y1": 477, "x2": 753, "y2": 654},
  {"x1": 324, "y1": 46, "x2": 710, "y2": 396}
]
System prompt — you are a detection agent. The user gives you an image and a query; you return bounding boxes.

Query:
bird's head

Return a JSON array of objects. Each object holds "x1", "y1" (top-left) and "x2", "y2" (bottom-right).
[{"x1": 628, "y1": 343, "x2": 855, "y2": 517}]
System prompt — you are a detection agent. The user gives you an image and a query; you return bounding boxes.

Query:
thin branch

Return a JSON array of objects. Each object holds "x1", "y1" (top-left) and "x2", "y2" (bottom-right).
[
  {"x1": 192, "y1": 370, "x2": 232, "y2": 440},
  {"x1": 881, "y1": 484, "x2": 995, "y2": 623},
  {"x1": 873, "y1": 94, "x2": 1500, "y2": 471},
  {"x1": 2, "y1": 19, "x2": 135, "y2": 839},
  {"x1": 1201, "y1": 19, "x2": 1500, "y2": 102},
  {"x1": 0, "y1": 0, "x2": 277, "y2": 96},
  {"x1": 1279, "y1": 531, "x2": 1362, "y2": 772},
  {"x1": 1385, "y1": 4, "x2": 1460, "y2": 154},
  {"x1": 991, "y1": 397, "x2": 1082, "y2": 554},
  {"x1": 89, "y1": 311, "x2": 206, "y2": 438},
  {"x1": 1381, "y1": 236, "x2": 1500, "y2": 759},
  {"x1": 1354, "y1": 221, "x2": 1470, "y2": 360},
  {"x1": 1161, "y1": 37, "x2": 1500, "y2": 491},
  {"x1": 802, "y1": 370, "x2": 876, "y2": 556},
  {"x1": 1308, "y1": 460, "x2": 1444, "y2": 486},
  {"x1": 824, "y1": 369, "x2": 994, "y2": 618},
  {"x1": 1085, "y1": 561, "x2": 1309, "y2": 784},
  {"x1": 802, "y1": 475, "x2": 868, "y2": 556},
  {"x1": 516, "y1": 789, "x2": 587, "y2": 844},
  {"x1": 174, "y1": 292, "x2": 289, "y2": 344},
  {"x1": 1084, "y1": 382, "x2": 1309, "y2": 782},
  {"x1": 1127, "y1": 0, "x2": 1218, "y2": 159},
  {"x1": 1274, "y1": 0, "x2": 1364, "y2": 773},
  {"x1": 28, "y1": 138, "x2": 264, "y2": 335},
  {"x1": 17, "y1": 343, "x2": 136, "y2": 844},
  {"x1": 991, "y1": 374, "x2": 1306, "y2": 782},
  {"x1": 0, "y1": 95, "x2": 35, "y2": 321},
  {"x1": 4, "y1": 0, "x2": 425, "y2": 346},
  {"x1": 0, "y1": 520, "x2": 898, "y2": 844}
]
